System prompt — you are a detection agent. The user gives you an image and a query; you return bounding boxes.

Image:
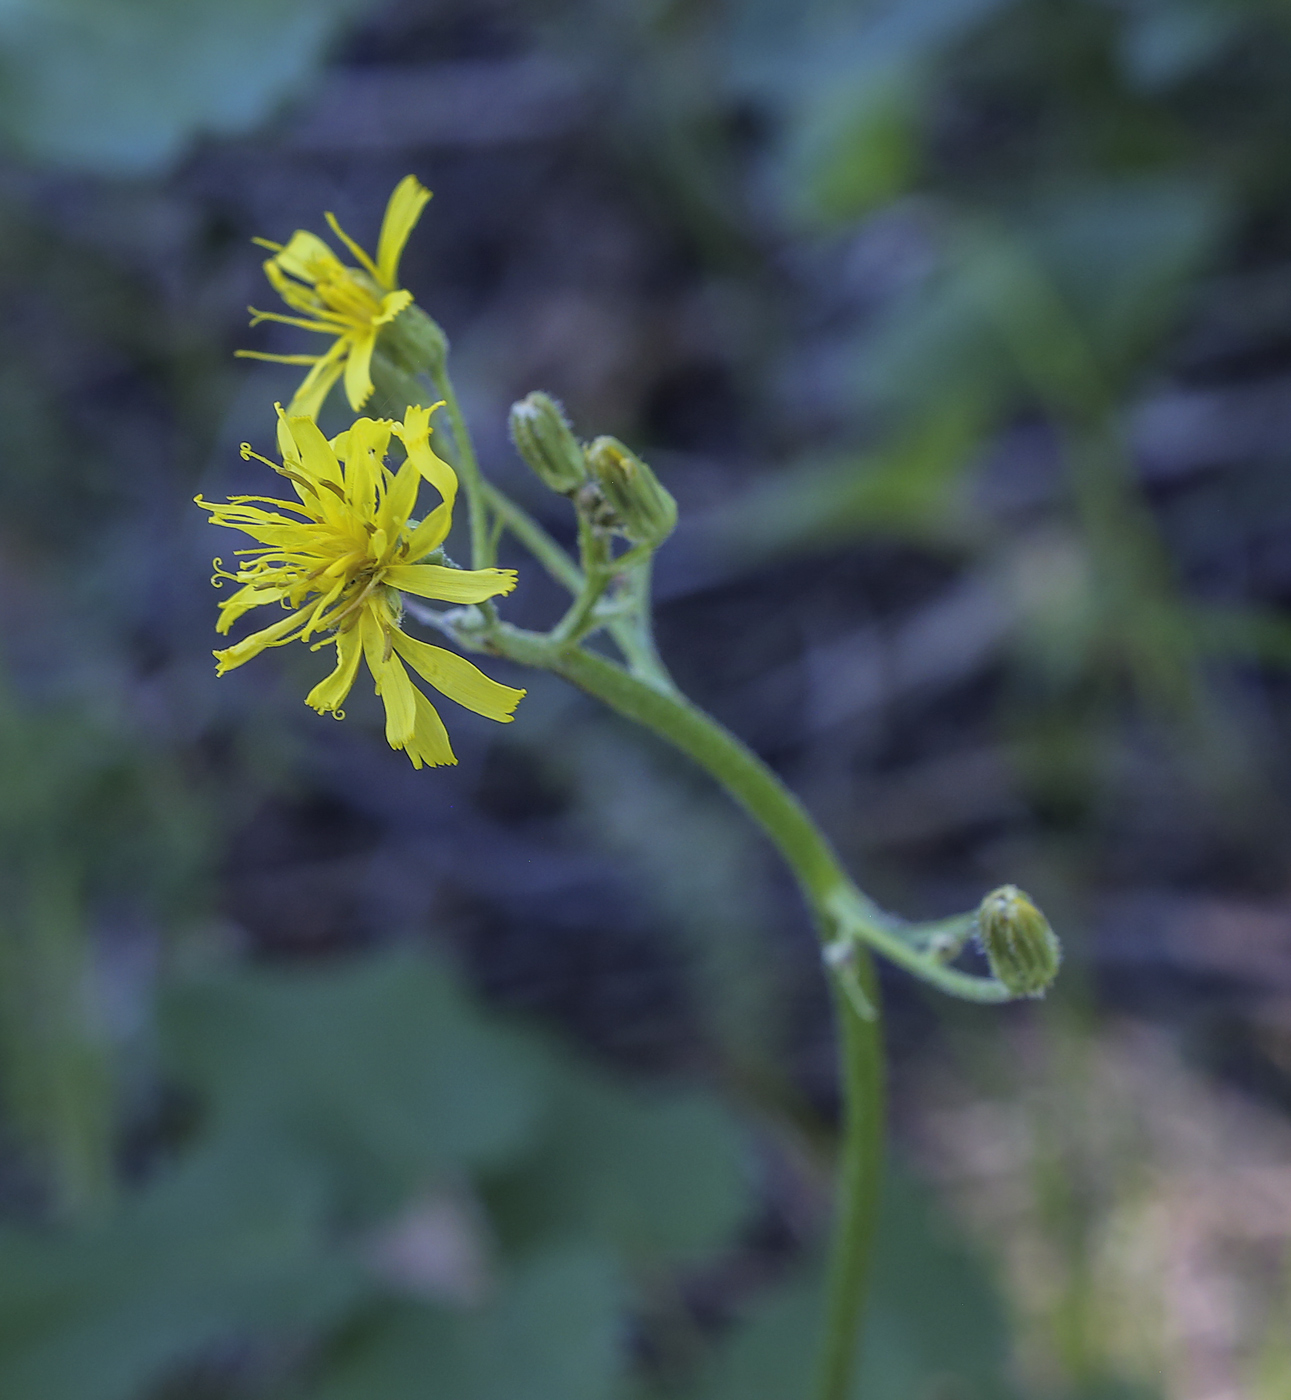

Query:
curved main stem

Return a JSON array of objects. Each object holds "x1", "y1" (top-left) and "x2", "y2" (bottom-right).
[
  {"x1": 479, "y1": 627, "x2": 885, "y2": 1400},
  {"x1": 394, "y1": 357, "x2": 1010, "y2": 1400},
  {"x1": 819, "y1": 983, "x2": 885, "y2": 1400}
]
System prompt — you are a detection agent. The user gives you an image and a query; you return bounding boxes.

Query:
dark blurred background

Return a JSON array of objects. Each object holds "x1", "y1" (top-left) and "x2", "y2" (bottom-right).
[{"x1": 1, "y1": 1, "x2": 1290, "y2": 1397}]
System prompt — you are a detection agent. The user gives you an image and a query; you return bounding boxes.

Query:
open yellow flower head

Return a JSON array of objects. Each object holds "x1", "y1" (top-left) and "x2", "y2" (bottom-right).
[
  {"x1": 237, "y1": 175, "x2": 432, "y2": 420},
  {"x1": 197, "y1": 404, "x2": 525, "y2": 769}
]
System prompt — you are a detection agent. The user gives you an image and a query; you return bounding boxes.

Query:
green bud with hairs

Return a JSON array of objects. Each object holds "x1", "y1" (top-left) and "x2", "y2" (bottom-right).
[
  {"x1": 584, "y1": 435, "x2": 677, "y2": 548},
  {"x1": 509, "y1": 392, "x2": 587, "y2": 495},
  {"x1": 976, "y1": 885, "x2": 1061, "y2": 998}
]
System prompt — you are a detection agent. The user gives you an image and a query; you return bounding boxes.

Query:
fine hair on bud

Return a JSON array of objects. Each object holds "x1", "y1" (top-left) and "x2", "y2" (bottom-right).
[
  {"x1": 975, "y1": 884, "x2": 1062, "y2": 998},
  {"x1": 584, "y1": 436, "x2": 678, "y2": 548},
  {"x1": 509, "y1": 392, "x2": 587, "y2": 495},
  {"x1": 379, "y1": 302, "x2": 449, "y2": 376}
]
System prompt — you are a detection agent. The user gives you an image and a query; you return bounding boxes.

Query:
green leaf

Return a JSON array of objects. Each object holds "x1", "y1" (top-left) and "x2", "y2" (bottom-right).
[
  {"x1": 855, "y1": 180, "x2": 1224, "y2": 422},
  {"x1": 767, "y1": 0, "x2": 1012, "y2": 226},
  {"x1": 485, "y1": 1058, "x2": 750, "y2": 1263},
  {"x1": 0, "y1": 1137, "x2": 363, "y2": 1400},
  {"x1": 0, "y1": 0, "x2": 373, "y2": 173},
  {"x1": 713, "y1": 396, "x2": 989, "y2": 557},
  {"x1": 307, "y1": 1246, "x2": 626, "y2": 1400},
  {"x1": 161, "y1": 952, "x2": 548, "y2": 1216},
  {"x1": 788, "y1": 62, "x2": 925, "y2": 225}
]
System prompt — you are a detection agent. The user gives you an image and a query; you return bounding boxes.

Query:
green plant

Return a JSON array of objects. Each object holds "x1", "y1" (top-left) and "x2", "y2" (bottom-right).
[{"x1": 197, "y1": 175, "x2": 1061, "y2": 1400}]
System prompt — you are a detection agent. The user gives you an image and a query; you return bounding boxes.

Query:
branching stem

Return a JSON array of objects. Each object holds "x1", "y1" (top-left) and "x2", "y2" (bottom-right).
[{"x1": 397, "y1": 358, "x2": 1018, "y2": 1400}]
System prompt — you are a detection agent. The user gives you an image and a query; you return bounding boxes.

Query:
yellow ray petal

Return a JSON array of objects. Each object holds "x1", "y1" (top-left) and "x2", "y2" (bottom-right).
[
  {"x1": 263, "y1": 260, "x2": 329, "y2": 315},
  {"x1": 360, "y1": 608, "x2": 416, "y2": 746},
  {"x1": 275, "y1": 402, "x2": 303, "y2": 468},
  {"x1": 234, "y1": 351, "x2": 322, "y2": 365},
  {"x1": 375, "y1": 288, "x2": 413, "y2": 325},
  {"x1": 274, "y1": 229, "x2": 344, "y2": 284},
  {"x1": 248, "y1": 307, "x2": 348, "y2": 334},
  {"x1": 343, "y1": 327, "x2": 378, "y2": 410},
  {"x1": 215, "y1": 580, "x2": 287, "y2": 633},
  {"x1": 305, "y1": 624, "x2": 363, "y2": 714},
  {"x1": 284, "y1": 412, "x2": 347, "y2": 497},
  {"x1": 286, "y1": 341, "x2": 349, "y2": 420},
  {"x1": 376, "y1": 175, "x2": 431, "y2": 290},
  {"x1": 378, "y1": 455, "x2": 422, "y2": 540},
  {"x1": 324, "y1": 210, "x2": 382, "y2": 284},
  {"x1": 339, "y1": 414, "x2": 394, "y2": 469},
  {"x1": 402, "y1": 503, "x2": 453, "y2": 560},
  {"x1": 393, "y1": 404, "x2": 457, "y2": 507},
  {"x1": 391, "y1": 631, "x2": 525, "y2": 722},
  {"x1": 337, "y1": 413, "x2": 389, "y2": 518},
  {"x1": 213, "y1": 604, "x2": 312, "y2": 674},
  {"x1": 384, "y1": 563, "x2": 517, "y2": 603},
  {"x1": 405, "y1": 689, "x2": 457, "y2": 768}
]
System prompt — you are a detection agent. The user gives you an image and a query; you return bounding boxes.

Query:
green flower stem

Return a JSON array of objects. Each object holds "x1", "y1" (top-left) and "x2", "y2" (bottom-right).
[
  {"x1": 474, "y1": 626, "x2": 1014, "y2": 1004},
  {"x1": 439, "y1": 619, "x2": 1014, "y2": 1400},
  {"x1": 490, "y1": 626, "x2": 860, "y2": 900},
  {"x1": 551, "y1": 515, "x2": 613, "y2": 644},
  {"x1": 481, "y1": 482, "x2": 583, "y2": 593},
  {"x1": 469, "y1": 625, "x2": 883, "y2": 1400},
  {"x1": 614, "y1": 557, "x2": 673, "y2": 686},
  {"x1": 428, "y1": 364, "x2": 493, "y2": 570},
  {"x1": 400, "y1": 357, "x2": 1011, "y2": 1400},
  {"x1": 819, "y1": 982, "x2": 885, "y2": 1400}
]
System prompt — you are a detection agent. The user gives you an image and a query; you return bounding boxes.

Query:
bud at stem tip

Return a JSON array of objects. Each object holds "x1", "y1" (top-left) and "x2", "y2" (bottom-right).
[
  {"x1": 584, "y1": 435, "x2": 677, "y2": 548},
  {"x1": 976, "y1": 884, "x2": 1061, "y2": 998},
  {"x1": 509, "y1": 392, "x2": 588, "y2": 494}
]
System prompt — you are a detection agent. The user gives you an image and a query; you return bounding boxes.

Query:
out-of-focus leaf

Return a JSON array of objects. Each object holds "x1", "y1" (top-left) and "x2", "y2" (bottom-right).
[
  {"x1": 787, "y1": 64, "x2": 925, "y2": 225},
  {"x1": 308, "y1": 1246, "x2": 625, "y2": 1400},
  {"x1": 858, "y1": 180, "x2": 1224, "y2": 422},
  {"x1": 764, "y1": 0, "x2": 1012, "y2": 225},
  {"x1": 0, "y1": 0, "x2": 372, "y2": 173},
  {"x1": 1023, "y1": 179, "x2": 1227, "y2": 381},
  {"x1": 486, "y1": 1059, "x2": 750, "y2": 1263},
  {"x1": 162, "y1": 952, "x2": 548, "y2": 1217},
  {"x1": 0, "y1": 678, "x2": 211, "y2": 1217},
  {"x1": 682, "y1": 1162, "x2": 1016, "y2": 1400},
  {"x1": 714, "y1": 397, "x2": 989, "y2": 559},
  {"x1": 1116, "y1": 0, "x2": 1246, "y2": 89},
  {"x1": 0, "y1": 1138, "x2": 362, "y2": 1400},
  {"x1": 0, "y1": 949, "x2": 754, "y2": 1400}
]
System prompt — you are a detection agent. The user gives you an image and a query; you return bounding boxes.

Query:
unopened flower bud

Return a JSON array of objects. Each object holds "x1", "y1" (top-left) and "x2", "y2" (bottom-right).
[
  {"x1": 584, "y1": 436, "x2": 677, "y2": 547},
  {"x1": 509, "y1": 392, "x2": 587, "y2": 494},
  {"x1": 976, "y1": 885, "x2": 1061, "y2": 998},
  {"x1": 379, "y1": 302, "x2": 449, "y2": 375}
]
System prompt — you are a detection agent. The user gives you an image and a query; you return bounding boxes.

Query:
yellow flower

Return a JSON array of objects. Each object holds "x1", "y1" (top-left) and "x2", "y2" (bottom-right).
[
  {"x1": 236, "y1": 175, "x2": 432, "y2": 419},
  {"x1": 197, "y1": 404, "x2": 524, "y2": 769}
]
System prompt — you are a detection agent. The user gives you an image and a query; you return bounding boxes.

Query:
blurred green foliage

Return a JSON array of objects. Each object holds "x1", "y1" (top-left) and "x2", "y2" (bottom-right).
[
  {"x1": 0, "y1": 951, "x2": 1017, "y2": 1399},
  {"x1": 0, "y1": 0, "x2": 370, "y2": 172},
  {"x1": 0, "y1": 676, "x2": 211, "y2": 1219},
  {"x1": 564, "y1": 0, "x2": 1291, "y2": 861}
]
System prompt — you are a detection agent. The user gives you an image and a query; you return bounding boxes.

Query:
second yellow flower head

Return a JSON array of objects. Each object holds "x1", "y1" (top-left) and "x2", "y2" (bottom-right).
[{"x1": 238, "y1": 175, "x2": 432, "y2": 419}]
